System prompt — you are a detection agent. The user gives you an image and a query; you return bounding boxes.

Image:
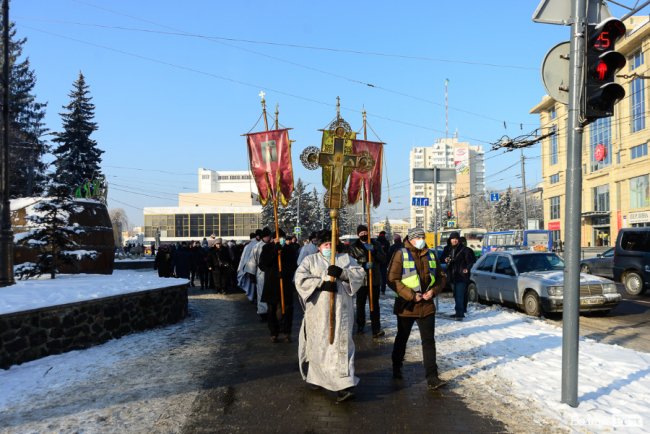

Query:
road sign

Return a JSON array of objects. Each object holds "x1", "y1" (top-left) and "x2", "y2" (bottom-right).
[
  {"x1": 411, "y1": 197, "x2": 430, "y2": 206},
  {"x1": 489, "y1": 192, "x2": 500, "y2": 202},
  {"x1": 447, "y1": 220, "x2": 456, "y2": 228},
  {"x1": 294, "y1": 226, "x2": 302, "y2": 234},
  {"x1": 541, "y1": 41, "x2": 570, "y2": 105},
  {"x1": 412, "y1": 168, "x2": 456, "y2": 184}
]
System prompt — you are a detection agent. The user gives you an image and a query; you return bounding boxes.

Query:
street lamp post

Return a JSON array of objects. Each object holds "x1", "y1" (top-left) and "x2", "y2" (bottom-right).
[{"x1": 0, "y1": 0, "x2": 15, "y2": 287}]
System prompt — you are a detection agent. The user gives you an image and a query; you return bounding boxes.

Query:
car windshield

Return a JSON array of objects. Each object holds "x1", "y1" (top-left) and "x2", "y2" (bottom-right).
[{"x1": 513, "y1": 253, "x2": 564, "y2": 273}]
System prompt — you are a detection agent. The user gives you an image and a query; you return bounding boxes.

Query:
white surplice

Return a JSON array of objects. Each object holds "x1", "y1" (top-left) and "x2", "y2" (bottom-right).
[
  {"x1": 295, "y1": 252, "x2": 365, "y2": 392},
  {"x1": 237, "y1": 239, "x2": 258, "y2": 301}
]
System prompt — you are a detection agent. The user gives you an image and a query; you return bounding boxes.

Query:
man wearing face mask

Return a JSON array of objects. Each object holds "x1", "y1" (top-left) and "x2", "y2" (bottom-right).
[
  {"x1": 440, "y1": 231, "x2": 476, "y2": 320},
  {"x1": 347, "y1": 224, "x2": 386, "y2": 338},
  {"x1": 388, "y1": 227, "x2": 447, "y2": 390},
  {"x1": 259, "y1": 228, "x2": 298, "y2": 343},
  {"x1": 246, "y1": 227, "x2": 272, "y2": 321},
  {"x1": 295, "y1": 229, "x2": 365, "y2": 402}
]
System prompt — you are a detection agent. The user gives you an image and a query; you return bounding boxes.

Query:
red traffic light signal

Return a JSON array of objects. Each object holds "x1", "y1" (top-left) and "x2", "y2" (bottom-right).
[{"x1": 584, "y1": 18, "x2": 627, "y2": 121}]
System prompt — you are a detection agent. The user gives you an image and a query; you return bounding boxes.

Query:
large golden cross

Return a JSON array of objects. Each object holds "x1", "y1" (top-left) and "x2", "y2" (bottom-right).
[{"x1": 318, "y1": 126, "x2": 359, "y2": 209}]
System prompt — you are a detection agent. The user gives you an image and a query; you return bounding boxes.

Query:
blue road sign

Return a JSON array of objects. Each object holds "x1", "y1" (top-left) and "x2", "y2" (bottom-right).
[
  {"x1": 489, "y1": 192, "x2": 500, "y2": 202},
  {"x1": 411, "y1": 197, "x2": 430, "y2": 206}
]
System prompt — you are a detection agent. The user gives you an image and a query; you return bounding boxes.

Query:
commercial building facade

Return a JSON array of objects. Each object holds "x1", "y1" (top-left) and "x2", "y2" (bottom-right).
[{"x1": 531, "y1": 16, "x2": 650, "y2": 247}]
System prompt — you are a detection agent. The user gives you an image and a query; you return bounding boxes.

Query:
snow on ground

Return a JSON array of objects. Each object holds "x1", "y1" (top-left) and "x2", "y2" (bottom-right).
[
  {"x1": 1, "y1": 272, "x2": 650, "y2": 433},
  {"x1": 0, "y1": 270, "x2": 188, "y2": 315}
]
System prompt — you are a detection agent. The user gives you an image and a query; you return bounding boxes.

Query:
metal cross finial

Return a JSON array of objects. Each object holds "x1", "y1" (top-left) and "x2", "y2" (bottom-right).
[
  {"x1": 336, "y1": 96, "x2": 341, "y2": 119},
  {"x1": 259, "y1": 90, "x2": 266, "y2": 102}
]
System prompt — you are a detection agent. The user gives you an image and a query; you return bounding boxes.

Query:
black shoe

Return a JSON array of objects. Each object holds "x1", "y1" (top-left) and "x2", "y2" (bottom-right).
[
  {"x1": 336, "y1": 388, "x2": 356, "y2": 403},
  {"x1": 308, "y1": 384, "x2": 321, "y2": 391},
  {"x1": 427, "y1": 376, "x2": 447, "y2": 390},
  {"x1": 372, "y1": 330, "x2": 386, "y2": 338},
  {"x1": 356, "y1": 325, "x2": 365, "y2": 334},
  {"x1": 392, "y1": 368, "x2": 403, "y2": 380},
  {"x1": 271, "y1": 336, "x2": 279, "y2": 343}
]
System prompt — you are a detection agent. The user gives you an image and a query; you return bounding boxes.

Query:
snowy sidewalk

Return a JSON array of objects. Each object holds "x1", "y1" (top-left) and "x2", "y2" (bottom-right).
[{"x1": 1, "y1": 283, "x2": 650, "y2": 432}]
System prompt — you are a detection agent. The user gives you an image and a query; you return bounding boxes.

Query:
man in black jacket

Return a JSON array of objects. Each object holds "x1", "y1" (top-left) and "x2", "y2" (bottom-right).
[
  {"x1": 348, "y1": 225, "x2": 386, "y2": 337},
  {"x1": 440, "y1": 231, "x2": 475, "y2": 320}
]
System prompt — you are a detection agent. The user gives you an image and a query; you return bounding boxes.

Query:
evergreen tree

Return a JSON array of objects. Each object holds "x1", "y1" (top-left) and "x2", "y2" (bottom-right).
[
  {"x1": 52, "y1": 72, "x2": 103, "y2": 190},
  {"x1": 16, "y1": 184, "x2": 96, "y2": 279},
  {"x1": 0, "y1": 20, "x2": 49, "y2": 197},
  {"x1": 383, "y1": 217, "x2": 393, "y2": 241},
  {"x1": 493, "y1": 187, "x2": 524, "y2": 230}
]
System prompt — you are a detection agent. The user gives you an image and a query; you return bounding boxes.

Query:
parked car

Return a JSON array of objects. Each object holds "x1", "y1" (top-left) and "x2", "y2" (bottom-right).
[
  {"x1": 580, "y1": 248, "x2": 614, "y2": 278},
  {"x1": 468, "y1": 251, "x2": 621, "y2": 316},
  {"x1": 613, "y1": 228, "x2": 650, "y2": 296}
]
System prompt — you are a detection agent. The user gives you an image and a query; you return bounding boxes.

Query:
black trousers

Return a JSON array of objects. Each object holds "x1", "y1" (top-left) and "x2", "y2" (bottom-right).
[
  {"x1": 356, "y1": 285, "x2": 381, "y2": 333},
  {"x1": 391, "y1": 314, "x2": 438, "y2": 379},
  {"x1": 267, "y1": 302, "x2": 294, "y2": 337}
]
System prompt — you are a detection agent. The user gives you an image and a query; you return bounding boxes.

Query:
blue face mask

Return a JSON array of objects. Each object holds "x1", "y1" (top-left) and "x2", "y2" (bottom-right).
[
  {"x1": 279, "y1": 238, "x2": 286, "y2": 246},
  {"x1": 321, "y1": 248, "x2": 332, "y2": 259}
]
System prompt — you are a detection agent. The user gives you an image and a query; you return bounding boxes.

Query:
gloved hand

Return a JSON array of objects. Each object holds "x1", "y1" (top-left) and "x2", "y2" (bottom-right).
[
  {"x1": 365, "y1": 262, "x2": 373, "y2": 270},
  {"x1": 327, "y1": 265, "x2": 343, "y2": 278},
  {"x1": 364, "y1": 243, "x2": 374, "y2": 251},
  {"x1": 319, "y1": 281, "x2": 337, "y2": 293}
]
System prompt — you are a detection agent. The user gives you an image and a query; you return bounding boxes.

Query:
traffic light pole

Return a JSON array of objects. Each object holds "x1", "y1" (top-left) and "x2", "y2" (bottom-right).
[{"x1": 562, "y1": 0, "x2": 587, "y2": 408}]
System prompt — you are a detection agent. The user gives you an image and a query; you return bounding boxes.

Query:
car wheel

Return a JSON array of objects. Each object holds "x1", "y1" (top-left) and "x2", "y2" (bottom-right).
[
  {"x1": 624, "y1": 271, "x2": 646, "y2": 296},
  {"x1": 468, "y1": 282, "x2": 478, "y2": 303},
  {"x1": 580, "y1": 264, "x2": 591, "y2": 273},
  {"x1": 523, "y1": 291, "x2": 541, "y2": 317}
]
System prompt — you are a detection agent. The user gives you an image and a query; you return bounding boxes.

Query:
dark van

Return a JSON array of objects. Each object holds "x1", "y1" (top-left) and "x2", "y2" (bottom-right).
[{"x1": 613, "y1": 228, "x2": 650, "y2": 295}]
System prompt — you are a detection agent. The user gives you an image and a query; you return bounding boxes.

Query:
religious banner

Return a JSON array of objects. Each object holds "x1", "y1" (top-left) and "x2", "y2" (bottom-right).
[
  {"x1": 246, "y1": 128, "x2": 294, "y2": 206},
  {"x1": 348, "y1": 139, "x2": 383, "y2": 208}
]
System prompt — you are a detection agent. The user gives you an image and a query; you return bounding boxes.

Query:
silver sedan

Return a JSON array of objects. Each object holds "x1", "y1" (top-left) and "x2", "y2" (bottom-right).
[{"x1": 468, "y1": 251, "x2": 621, "y2": 316}]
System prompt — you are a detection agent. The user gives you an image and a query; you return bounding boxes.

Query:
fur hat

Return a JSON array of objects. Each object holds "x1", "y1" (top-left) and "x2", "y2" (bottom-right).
[
  {"x1": 316, "y1": 229, "x2": 332, "y2": 245},
  {"x1": 272, "y1": 228, "x2": 286, "y2": 238},
  {"x1": 448, "y1": 231, "x2": 460, "y2": 240},
  {"x1": 260, "y1": 227, "x2": 272, "y2": 238},
  {"x1": 356, "y1": 224, "x2": 368, "y2": 235}
]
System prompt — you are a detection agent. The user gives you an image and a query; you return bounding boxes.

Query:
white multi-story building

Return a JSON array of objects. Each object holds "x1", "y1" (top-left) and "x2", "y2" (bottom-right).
[
  {"x1": 144, "y1": 170, "x2": 262, "y2": 243},
  {"x1": 198, "y1": 168, "x2": 258, "y2": 194},
  {"x1": 409, "y1": 137, "x2": 485, "y2": 229}
]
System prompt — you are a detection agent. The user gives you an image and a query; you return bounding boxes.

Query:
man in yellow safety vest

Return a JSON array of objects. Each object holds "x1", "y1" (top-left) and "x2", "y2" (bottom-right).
[{"x1": 387, "y1": 227, "x2": 447, "y2": 390}]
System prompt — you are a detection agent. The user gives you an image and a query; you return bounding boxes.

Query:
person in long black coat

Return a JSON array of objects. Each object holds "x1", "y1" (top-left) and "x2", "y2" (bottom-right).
[
  {"x1": 173, "y1": 242, "x2": 192, "y2": 280},
  {"x1": 207, "y1": 239, "x2": 231, "y2": 293},
  {"x1": 154, "y1": 245, "x2": 174, "y2": 278},
  {"x1": 259, "y1": 228, "x2": 297, "y2": 343}
]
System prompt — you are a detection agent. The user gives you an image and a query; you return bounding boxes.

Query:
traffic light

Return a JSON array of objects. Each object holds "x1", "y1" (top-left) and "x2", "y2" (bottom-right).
[{"x1": 584, "y1": 17, "x2": 626, "y2": 121}]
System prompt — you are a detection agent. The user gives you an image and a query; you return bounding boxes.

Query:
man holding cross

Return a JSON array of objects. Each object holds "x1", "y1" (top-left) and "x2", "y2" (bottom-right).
[{"x1": 295, "y1": 230, "x2": 365, "y2": 403}]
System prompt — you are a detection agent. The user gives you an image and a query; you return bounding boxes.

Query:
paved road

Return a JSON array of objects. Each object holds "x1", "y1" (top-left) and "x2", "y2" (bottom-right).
[
  {"x1": 545, "y1": 284, "x2": 650, "y2": 353},
  {"x1": 180, "y1": 289, "x2": 507, "y2": 434}
]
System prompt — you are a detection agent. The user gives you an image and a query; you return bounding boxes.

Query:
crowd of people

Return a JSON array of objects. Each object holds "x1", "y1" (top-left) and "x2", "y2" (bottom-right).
[{"x1": 155, "y1": 226, "x2": 479, "y2": 403}]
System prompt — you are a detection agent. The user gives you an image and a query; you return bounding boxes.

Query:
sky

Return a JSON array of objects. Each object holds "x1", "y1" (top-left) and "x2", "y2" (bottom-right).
[
  {"x1": 2, "y1": 272, "x2": 650, "y2": 432},
  {"x1": 11, "y1": 0, "x2": 635, "y2": 226}
]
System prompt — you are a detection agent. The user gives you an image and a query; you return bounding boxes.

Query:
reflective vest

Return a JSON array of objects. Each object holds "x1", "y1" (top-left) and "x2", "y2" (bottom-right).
[{"x1": 400, "y1": 248, "x2": 437, "y2": 293}]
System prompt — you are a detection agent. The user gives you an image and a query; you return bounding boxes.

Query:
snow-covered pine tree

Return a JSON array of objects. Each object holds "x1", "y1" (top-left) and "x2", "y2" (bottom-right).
[
  {"x1": 383, "y1": 217, "x2": 393, "y2": 241},
  {"x1": 51, "y1": 72, "x2": 103, "y2": 189},
  {"x1": 0, "y1": 20, "x2": 49, "y2": 197},
  {"x1": 17, "y1": 184, "x2": 96, "y2": 279}
]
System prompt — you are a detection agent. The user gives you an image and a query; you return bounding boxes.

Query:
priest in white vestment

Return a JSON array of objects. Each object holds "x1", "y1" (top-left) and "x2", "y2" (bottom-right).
[{"x1": 295, "y1": 230, "x2": 365, "y2": 402}]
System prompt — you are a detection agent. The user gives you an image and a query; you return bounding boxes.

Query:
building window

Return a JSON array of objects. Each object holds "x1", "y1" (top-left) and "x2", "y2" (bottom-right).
[
  {"x1": 190, "y1": 214, "x2": 204, "y2": 237},
  {"x1": 590, "y1": 117, "x2": 611, "y2": 171},
  {"x1": 630, "y1": 175, "x2": 650, "y2": 209},
  {"x1": 551, "y1": 230, "x2": 561, "y2": 250},
  {"x1": 550, "y1": 196, "x2": 561, "y2": 220},
  {"x1": 549, "y1": 107, "x2": 556, "y2": 120},
  {"x1": 550, "y1": 173, "x2": 560, "y2": 184},
  {"x1": 174, "y1": 214, "x2": 189, "y2": 237},
  {"x1": 631, "y1": 77, "x2": 646, "y2": 133},
  {"x1": 550, "y1": 125, "x2": 558, "y2": 165},
  {"x1": 593, "y1": 184, "x2": 610, "y2": 212},
  {"x1": 631, "y1": 143, "x2": 648, "y2": 159},
  {"x1": 201, "y1": 174, "x2": 210, "y2": 180},
  {"x1": 631, "y1": 49, "x2": 644, "y2": 71}
]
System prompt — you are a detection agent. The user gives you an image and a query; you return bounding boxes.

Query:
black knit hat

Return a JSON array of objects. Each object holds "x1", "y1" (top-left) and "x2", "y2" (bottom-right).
[
  {"x1": 448, "y1": 231, "x2": 460, "y2": 240},
  {"x1": 356, "y1": 224, "x2": 368, "y2": 235},
  {"x1": 260, "y1": 227, "x2": 272, "y2": 238},
  {"x1": 272, "y1": 228, "x2": 286, "y2": 238}
]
